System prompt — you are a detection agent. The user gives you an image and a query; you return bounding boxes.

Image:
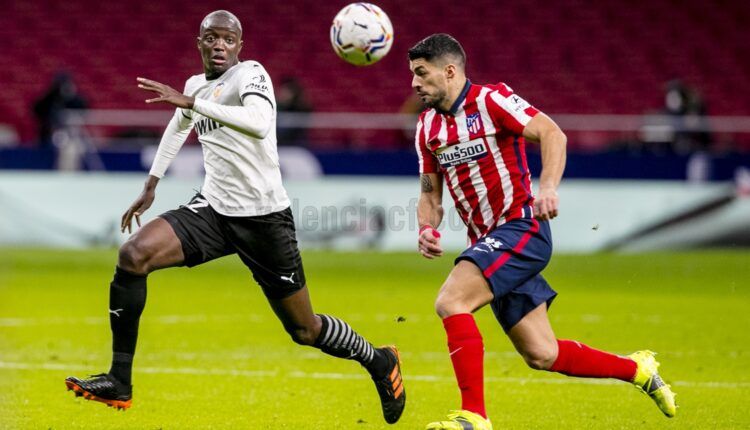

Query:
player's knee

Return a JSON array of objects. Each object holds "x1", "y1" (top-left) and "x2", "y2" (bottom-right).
[
  {"x1": 118, "y1": 240, "x2": 154, "y2": 275},
  {"x1": 434, "y1": 292, "x2": 468, "y2": 319},
  {"x1": 434, "y1": 264, "x2": 492, "y2": 319},
  {"x1": 522, "y1": 347, "x2": 558, "y2": 370}
]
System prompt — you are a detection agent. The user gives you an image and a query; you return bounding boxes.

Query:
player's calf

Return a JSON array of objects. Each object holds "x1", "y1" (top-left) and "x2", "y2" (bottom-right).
[
  {"x1": 285, "y1": 322, "x2": 321, "y2": 346},
  {"x1": 548, "y1": 340, "x2": 637, "y2": 381}
]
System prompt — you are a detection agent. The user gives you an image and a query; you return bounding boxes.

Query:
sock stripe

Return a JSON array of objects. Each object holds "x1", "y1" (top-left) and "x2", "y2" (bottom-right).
[
  {"x1": 329, "y1": 315, "x2": 340, "y2": 345},
  {"x1": 327, "y1": 317, "x2": 342, "y2": 345},
  {"x1": 320, "y1": 315, "x2": 335, "y2": 345},
  {"x1": 341, "y1": 324, "x2": 355, "y2": 348},
  {"x1": 333, "y1": 319, "x2": 345, "y2": 345},
  {"x1": 316, "y1": 314, "x2": 376, "y2": 364},
  {"x1": 339, "y1": 327, "x2": 351, "y2": 350},
  {"x1": 318, "y1": 315, "x2": 330, "y2": 344}
]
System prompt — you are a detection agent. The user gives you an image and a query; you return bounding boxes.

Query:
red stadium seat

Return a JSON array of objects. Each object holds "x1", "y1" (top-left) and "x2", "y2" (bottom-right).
[{"x1": 1, "y1": 0, "x2": 747, "y2": 148}]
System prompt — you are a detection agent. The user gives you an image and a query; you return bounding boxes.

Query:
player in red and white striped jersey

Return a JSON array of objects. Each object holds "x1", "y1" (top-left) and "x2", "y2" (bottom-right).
[
  {"x1": 410, "y1": 34, "x2": 676, "y2": 429},
  {"x1": 415, "y1": 78, "x2": 542, "y2": 244}
]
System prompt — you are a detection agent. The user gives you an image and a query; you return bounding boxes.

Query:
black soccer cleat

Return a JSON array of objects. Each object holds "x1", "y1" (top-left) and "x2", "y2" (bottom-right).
[
  {"x1": 65, "y1": 373, "x2": 133, "y2": 410},
  {"x1": 371, "y1": 346, "x2": 406, "y2": 424}
]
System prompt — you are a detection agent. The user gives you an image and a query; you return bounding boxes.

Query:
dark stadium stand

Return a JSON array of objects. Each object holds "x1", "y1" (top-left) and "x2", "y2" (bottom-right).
[{"x1": 2, "y1": 0, "x2": 748, "y2": 145}]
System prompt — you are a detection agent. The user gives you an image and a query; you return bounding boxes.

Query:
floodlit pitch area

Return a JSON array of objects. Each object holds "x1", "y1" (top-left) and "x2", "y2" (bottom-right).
[{"x1": 1, "y1": 249, "x2": 748, "y2": 429}]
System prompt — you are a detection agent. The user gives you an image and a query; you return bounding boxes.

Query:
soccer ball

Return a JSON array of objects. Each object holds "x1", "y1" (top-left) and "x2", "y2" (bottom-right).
[{"x1": 330, "y1": 3, "x2": 394, "y2": 66}]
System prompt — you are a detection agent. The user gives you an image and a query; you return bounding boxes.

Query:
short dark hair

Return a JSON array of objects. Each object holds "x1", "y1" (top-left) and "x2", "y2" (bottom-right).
[{"x1": 408, "y1": 33, "x2": 466, "y2": 68}]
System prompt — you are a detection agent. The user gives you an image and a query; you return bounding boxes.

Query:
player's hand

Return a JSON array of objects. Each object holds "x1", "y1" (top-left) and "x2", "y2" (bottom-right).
[
  {"x1": 418, "y1": 226, "x2": 443, "y2": 259},
  {"x1": 534, "y1": 187, "x2": 559, "y2": 221},
  {"x1": 137, "y1": 77, "x2": 195, "y2": 109},
  {"x1": 121, "y1": 187, "x2": 156, "y2": 234}
]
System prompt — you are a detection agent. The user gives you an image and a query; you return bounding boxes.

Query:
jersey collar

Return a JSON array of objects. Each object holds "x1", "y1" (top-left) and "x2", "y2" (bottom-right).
[{"x1": 444, "y1": 79, "x2": 472, "y2": 115}]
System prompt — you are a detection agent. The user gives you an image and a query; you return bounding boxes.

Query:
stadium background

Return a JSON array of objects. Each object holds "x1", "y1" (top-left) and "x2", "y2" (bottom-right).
[{"x1": 1, "y1": 1, "x2": 749, "y2": 429}]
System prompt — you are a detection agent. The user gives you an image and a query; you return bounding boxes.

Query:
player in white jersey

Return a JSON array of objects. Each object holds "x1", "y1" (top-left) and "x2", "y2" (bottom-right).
[{"x1": 65, "y1": 11, "x2": 405, "y2": 424}]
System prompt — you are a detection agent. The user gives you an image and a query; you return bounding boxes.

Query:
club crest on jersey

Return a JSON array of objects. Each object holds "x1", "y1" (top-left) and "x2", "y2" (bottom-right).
[
  {"x1": 466, "y1": 112, "x2": 483, "y2": 134},
  {"x1": 212, "y1": 82, "x2": 225, "y2": 99},
  {"x1": 436, "y1": 140, "x2": 488, "y2": 168}
]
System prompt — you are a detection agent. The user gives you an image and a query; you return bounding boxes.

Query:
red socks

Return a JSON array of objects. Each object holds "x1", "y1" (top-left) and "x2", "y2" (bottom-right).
[
  {"x1": 443, "y1": 314, "x2": 487, "y2": 419},
  {"x1": 441, "y1": 318, "x2": 636, "y2": 419},
  {"x1": 550, "y1": 339, "x2": 637, "y2": 381}
]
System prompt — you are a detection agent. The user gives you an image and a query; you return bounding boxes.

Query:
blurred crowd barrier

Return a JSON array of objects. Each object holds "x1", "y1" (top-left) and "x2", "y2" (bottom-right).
[
  {"x1": 2, "y1": 172, "x2": 748, "y2": 252},
  {"x1": 60, "y1": 109, "x2": 750, "y2": 152}
]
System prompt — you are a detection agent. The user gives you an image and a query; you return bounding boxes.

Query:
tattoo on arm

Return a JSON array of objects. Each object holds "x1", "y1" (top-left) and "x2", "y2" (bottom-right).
[{"x1": 421, "y1": 175, "x2": 434, "y2": 193}]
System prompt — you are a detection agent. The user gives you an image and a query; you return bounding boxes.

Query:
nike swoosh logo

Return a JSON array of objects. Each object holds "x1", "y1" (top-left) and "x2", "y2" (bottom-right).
[{"x1": 449, "y1": 347, "x2": 463, "y2": 356}]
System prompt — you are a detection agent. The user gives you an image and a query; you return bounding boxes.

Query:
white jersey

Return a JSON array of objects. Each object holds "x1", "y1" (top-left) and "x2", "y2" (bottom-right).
[{"x1": 149, "y1": 60, "x2": 290, "y2": 216}]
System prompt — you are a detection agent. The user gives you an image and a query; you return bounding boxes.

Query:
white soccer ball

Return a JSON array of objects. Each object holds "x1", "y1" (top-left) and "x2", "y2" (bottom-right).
[{"x1": 330, "y1": 3, "x2": 394, "y2": 66}]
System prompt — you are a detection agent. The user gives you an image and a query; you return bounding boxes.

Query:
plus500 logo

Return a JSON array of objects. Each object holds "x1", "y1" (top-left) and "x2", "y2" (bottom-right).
[{"x1": 437, "y1": 141, "x2": 488, "y2": 167}]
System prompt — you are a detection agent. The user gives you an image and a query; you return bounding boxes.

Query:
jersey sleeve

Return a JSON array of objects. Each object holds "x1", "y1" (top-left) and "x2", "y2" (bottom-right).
[
  {"x1": 415, "y1": 114, "x2": 439, "y2": 174},
  {"x1": 486, "y1": 83, "x2": 540, "y2": 135},
  {"x1": 190, "y1": 63, "x2": 275, "y2": 140},
  {"x1": 237, "y1": 62, "x2": 276, "y2": 110}
]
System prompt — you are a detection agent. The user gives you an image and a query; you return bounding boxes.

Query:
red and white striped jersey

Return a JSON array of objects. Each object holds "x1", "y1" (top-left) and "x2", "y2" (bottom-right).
[{"x1": 415, "y1": 80, "x2": 540, "y2": 244}]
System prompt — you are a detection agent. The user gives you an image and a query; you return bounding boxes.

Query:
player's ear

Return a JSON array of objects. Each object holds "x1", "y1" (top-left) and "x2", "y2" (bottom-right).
[
  {"x1": 196, "y1": 36, "x2": 201, "y2": 50},
  {"x1": 444, "y1": 63, "x2": 456, "y2": 80},
  {"x1": 238, "y1": 39, "x2": 243, "y2": 55}
]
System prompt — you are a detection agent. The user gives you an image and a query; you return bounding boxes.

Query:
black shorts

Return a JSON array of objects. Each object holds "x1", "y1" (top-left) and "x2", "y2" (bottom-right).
[{"x1": 159, "y1": 193, "x2": 306, "y2": 300}]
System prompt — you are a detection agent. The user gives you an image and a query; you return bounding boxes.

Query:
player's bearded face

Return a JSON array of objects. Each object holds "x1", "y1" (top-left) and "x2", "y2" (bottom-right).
[
  {"x1": 197, "y1": 26, "x2": 243, "y2": 78},
  {"x1": 410, "y1": 60, "x2": 448, "y2": 109}
]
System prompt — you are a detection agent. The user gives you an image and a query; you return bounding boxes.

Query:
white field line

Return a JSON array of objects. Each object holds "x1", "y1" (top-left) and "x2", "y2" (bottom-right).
[
  {"x1": 0, "y1": 312, "x2": 636, "y2": 327},
  {"x1": 0, "y1": 312, "x2": 689, "y2": 327},
  {"x1": 0, "y1": 314, "x2": 265, "y2": 327},
  {"x1": 0, "y1": 313, "x2": 421, "y2": 327},
  {"x1": 1, "y1": 361, "x2": 748, "y2": 389}
]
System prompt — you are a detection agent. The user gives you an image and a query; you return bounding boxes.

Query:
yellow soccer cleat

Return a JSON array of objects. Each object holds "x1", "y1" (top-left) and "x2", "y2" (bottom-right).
[
  {"x1": 628, "y1": 350, "x2": 677, "y2": 417},
  {"x1": 426, "y1": 410, "x2": 493, "y2": 430}
]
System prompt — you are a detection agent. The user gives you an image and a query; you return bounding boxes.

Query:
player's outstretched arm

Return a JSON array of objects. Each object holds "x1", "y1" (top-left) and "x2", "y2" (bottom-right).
[
  {"x1": 136, "y1": 76, "x2": 273, "y2": 139},
  {"x1": 417, "y1": 172, "x2": 445, "y2": 259},
  {"x1": 137, "y1": 77, "x2": 195, "y2": 109},
  {"x1": 190, "y1": 95, "x2": 273, "y2": 139},
  {"x1": 523, "y1": 113, "x2": 567, "y2": 221}
]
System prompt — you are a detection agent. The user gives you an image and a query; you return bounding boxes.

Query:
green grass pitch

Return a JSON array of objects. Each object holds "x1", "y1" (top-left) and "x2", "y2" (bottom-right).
[{"x1": 1, "y1": 249, "x2": 749, "y2": 429}]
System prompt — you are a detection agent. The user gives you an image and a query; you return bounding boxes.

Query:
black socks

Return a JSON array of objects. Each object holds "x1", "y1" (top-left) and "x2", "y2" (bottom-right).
[{"x1": 107, "y1": 267, "x2": 147, "y2": 385}]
